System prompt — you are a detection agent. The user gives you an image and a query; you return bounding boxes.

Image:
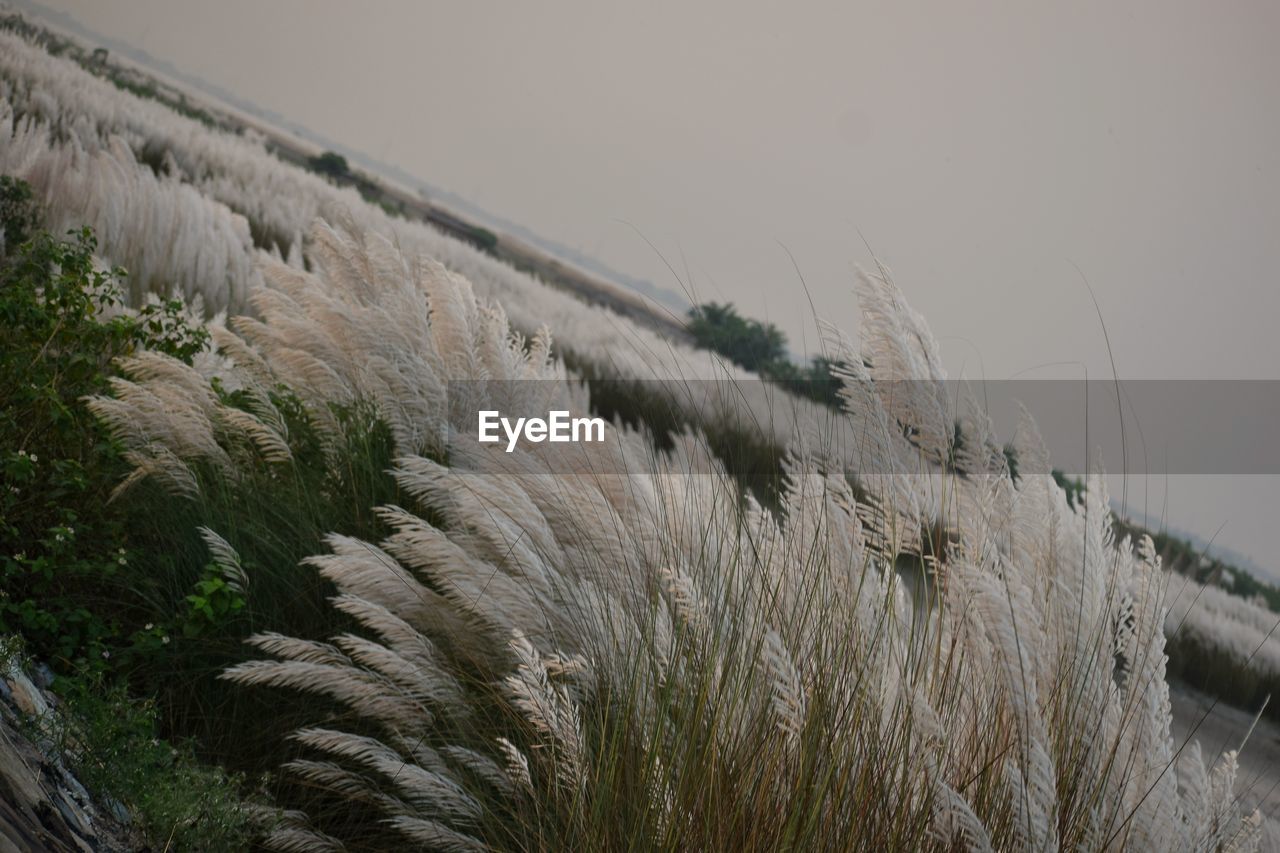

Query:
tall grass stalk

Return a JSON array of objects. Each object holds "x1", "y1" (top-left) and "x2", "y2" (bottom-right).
[{"x1": 81, "y1": 224, "x2": 1265, "y2": 851}]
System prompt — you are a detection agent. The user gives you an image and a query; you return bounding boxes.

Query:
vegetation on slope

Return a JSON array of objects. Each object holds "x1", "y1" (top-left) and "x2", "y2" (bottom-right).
[
  {"x1": 686, "y1": 301, "x2": 845, "y2": 406},
  {"x1": 0, "y1": 183, "x2": 255, "y2": 847},
  {"x1": 0, "y1": 12, "x2": 1276, "y2": 845},
  {"x1": 684, "y1": 297, "x2": 1280, "y2": 722}
]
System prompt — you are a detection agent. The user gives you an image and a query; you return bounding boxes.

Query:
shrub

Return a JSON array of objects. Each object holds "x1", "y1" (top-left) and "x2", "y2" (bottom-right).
[
  {"x1": 687, "y1": 301, "x2": 788, "y2": 372},
  {"x1": 0, "y1": 174, "x2": 39, "y2": 249},
  {"x1": 308, "y1": 150, "x2": 351, "y2": 179},
  {"x1": 0, "y1": 210, "x2": 207, "y2": 669},
  {"x1": 25, "y1": 667, "x2": 257, "y2": 851},
  {"x1": 686, "y1": 302, "x2": 845, "y2": 406}
]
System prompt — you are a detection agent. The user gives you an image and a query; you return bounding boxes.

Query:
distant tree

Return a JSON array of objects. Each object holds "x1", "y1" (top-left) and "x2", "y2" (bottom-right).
[
  {"x1": 467, "y1": 226, "x2": 498, "y2": 255},
  {"x1": 686, "y1": 302, "x2": 787, "y2": 373},
  {"x1": 686, "y1": 302, "x2": 844, "y2": 406},
  {"x1": 308, "y1": 151, "x2": 350, "y2": 180},
  {"x1": 802, "y1": 356, "x2": 846, "y2": 406},
  {"x1": 767, "y1": 355, "x2": 847, "y2": 408},
  {"x1": 1051, "y1": 468, "x2": 1086, "y2": 509}
]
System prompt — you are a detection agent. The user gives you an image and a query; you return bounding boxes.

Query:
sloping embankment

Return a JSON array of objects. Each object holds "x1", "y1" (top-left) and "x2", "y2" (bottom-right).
[{"x1": 0, "y1": 664, "x2": 138, "y2": 852}]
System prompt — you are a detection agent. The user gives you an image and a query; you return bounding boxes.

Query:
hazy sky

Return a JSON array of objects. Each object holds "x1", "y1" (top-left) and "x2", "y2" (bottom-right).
[{"x1": 28, "y1": 0, "x2": 1280, "y2": 576}]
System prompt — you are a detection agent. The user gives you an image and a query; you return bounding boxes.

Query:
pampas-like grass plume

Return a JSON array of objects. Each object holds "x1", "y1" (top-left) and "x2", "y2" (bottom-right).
[
  {"x1": 151, "y1": 226, "x2": 1258, "y2": 850},
  {"x1": 8, "y1": 22, "x2": 1267, "y2": 848}
]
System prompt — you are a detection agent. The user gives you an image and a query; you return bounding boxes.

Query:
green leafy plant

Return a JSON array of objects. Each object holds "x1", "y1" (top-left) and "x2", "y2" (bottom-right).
[
  {"x1": 307, "y1": 150, "x2": 350, "y2": 179},
  {"x1": 27, "y1": 673, "x2": 259, "y2": 852},
  {"x1": 0, "y1": 174, "x2": 39, "y2": 248},
  {"x1": 181, "y1": 560, "x2": 247, "y2": 638},
  {"x1": 0, "y1": 184, "x2": 209, "y2": 670},
  {"x1": 686, "y1": 302, "x2": 846, "y2": 406}
]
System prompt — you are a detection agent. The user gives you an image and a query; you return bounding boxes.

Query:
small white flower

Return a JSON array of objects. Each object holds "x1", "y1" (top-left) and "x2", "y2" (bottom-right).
[
  {"x1": 161, "y1": 636, "x2": 170, "y2": 645},
  {"x1": 17, "y1": 450, "x2": 26, "y2": 457},
  {"x1": 101, "y1": 650, "x2": 110, "y2": 659},
  {"x1": 29, "y1": 454, "x2": 37, "y2": 463},
  {"x1": 144, "y1": 623, "x2": 154, "y2": 630}
]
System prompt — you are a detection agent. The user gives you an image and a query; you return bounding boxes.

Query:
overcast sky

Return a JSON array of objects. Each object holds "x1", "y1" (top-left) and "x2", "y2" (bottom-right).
[{"x1": 27, "y1": 0, "x2": 1280, "y2": 578}]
